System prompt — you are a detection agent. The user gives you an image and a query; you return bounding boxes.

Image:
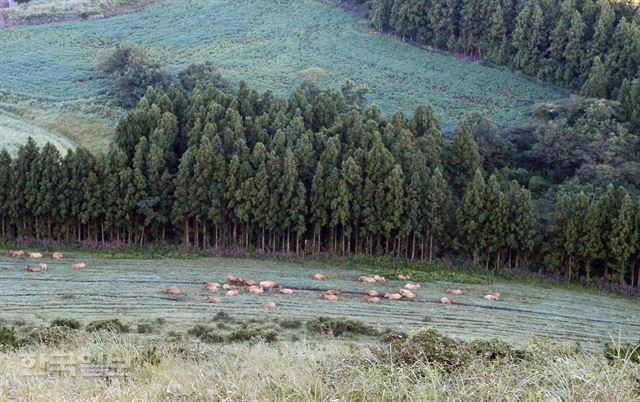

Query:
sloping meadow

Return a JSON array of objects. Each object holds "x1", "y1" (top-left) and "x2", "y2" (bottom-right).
[
  {"x1": 0, "y1": 0, "x2": 563, "y2": 135},
  {"x1": 0, "y1": 255, "x2": 638, "y2": 349}
]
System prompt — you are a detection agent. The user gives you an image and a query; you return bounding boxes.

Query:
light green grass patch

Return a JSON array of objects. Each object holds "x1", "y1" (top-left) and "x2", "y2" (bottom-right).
[{"x1": 0, "y1": 109, "x2": 75, "y2": 155}]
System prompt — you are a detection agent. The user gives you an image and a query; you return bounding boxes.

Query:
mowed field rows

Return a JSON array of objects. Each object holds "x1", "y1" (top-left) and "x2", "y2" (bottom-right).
[
  {"x1": 0, "y1": 0, "x2": 564, "y2": 151},
  {"x1": 0, "y1": 255, "x2": 638, "y2": 349}
]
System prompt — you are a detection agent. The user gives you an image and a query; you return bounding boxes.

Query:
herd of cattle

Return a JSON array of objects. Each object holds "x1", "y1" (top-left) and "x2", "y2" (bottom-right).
[
  {"x1": 8, "y1": 250, "x2": 502, "y2": 310},
  {"x1": 167, "y1": 272, "x2": 501, "y2": 310}
]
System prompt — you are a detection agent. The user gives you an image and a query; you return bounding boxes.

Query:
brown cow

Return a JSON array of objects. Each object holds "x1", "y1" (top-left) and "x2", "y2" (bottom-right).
[
  {"x1": 359, "y1": 276, "x2": 377, "y2": 283},
  {"x1": 373, "y1": 275, "x2": 386, "y2": 283},
  {"x1": 313, "y1": 273, "x2": 330, "y2": 280},
  {"x1": 28, "y1": 252, "x2": 43, "y2": 259},
  {"x1": 399, "y1": 289, "x2": 416, "y2": 299},
  {"x1": 207, "y1": 297, "x2": 223, "y2": 304},
  {"x1": 324, "y1": 289, "x2": 342, "y2": 296},
  {"x1": 364, "y1": 289, "x2": 380, "y2": 297},
  {"x1": 323, "y1": 293, "x2": 338, "y2": 301},
  {"x1": 364, "y1": 296, "x2": 380, "y2": 303},
  {"x1": 248, "y1": 285, "x2": 264, "y2": 295},
  {"x1": 166, "y1": 287, "x2": 183, "y2": 297},
  {"x1": 259, "y1": 281, "x2": 279, "y2": 291},
  {"x1": 398, "y1": 274, "x2": 410, "y2": 280},
  {"x1": 384, "y1": 293, "x2": 402, "y2": 301},
  {"x1": 71, "y1": 262, "x2": 87, "y2": 270},
  {"x1": 279, "y1": 288, "x2": 294, "y2": 295},
  {"x1": 226, "y1": 290, "x2": 240, "y2": 296},
  {"x1": 404, "y1": 283, "x2": 421, "y2": 291},
  {"x1": 243, "y1": 279, "x2": 257, "y2": 287},
  {"x1": 227, "y1": 275, "x2": 244, "y2": 285},
  {"x1": 27, "y1": 265, "x2": 44, "y2": 273},
  {"x1": 441, "y1": 297, "x2": 455, "y2": 305},
  {"x1": 10, "y1": 250, "x2": 25, "y2": 257},
  {"x1": 262, "y1": 301, "x2": 276, "y2": 310},
  {"x1": 204, "y1": 282, "x2": 221, "y2": 292},
  {"x1": 447, "y1": 288, "x2": 463, "y2": 295},
  {"x1": 484, "y1": 293, "x2": 501, "y2": 301},
  {"x1": 52, "y1": 252, "x2": 64, "y2": 260}
]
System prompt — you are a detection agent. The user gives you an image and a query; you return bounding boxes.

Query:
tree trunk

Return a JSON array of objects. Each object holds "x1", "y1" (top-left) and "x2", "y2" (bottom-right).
[
  {"x1": 411, "y1": 232, "x2": 416, "y2": 260},
  {"x1": 429, "y1": 232, "x2": 434, "y2": 262}
]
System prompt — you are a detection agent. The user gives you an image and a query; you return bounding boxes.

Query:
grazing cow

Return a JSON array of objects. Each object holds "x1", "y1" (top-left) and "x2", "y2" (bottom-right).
[
  {"x1": 313, "y1": 273, "x2": 330, "y2": 281},
  {"x1": 10, "y1": 250, "x2": 25, "y2": 257},
  {"x1": 279, "y1": 288, "x2": 294, "y2": 295},
  {"x1": 52, "y1": 252, "x2": 64, "y2": 260},
  {"x1": 373, "y1": 275, "x2": 386, "y2": 283},
  {"x1": 447, "y1": 289, "x2": 463, "y2": 295},
  {"x1": 262, "y1": 301, "x2": 276, "y2": 310},
  {"x1": 71, "y1": 262, "x2": 87, "y2": 270},
  {"x1": 484, "y1": 293, "x2": 500, "y2": 301},
  {"x1": 166, "y1": 287, "x2": 182, "y2": 297},
  {"x1": 323, "y1": 293, "x2": 338, "y2": 301},
  {"x1": 364, "y1": 296, "x2": 380, "y2": 303},
  {"x1": 404, "y1": 283, "x2": 421, "y2": 291},
  {"x1": 248, "y1": 285, "x2": 264, "y2": 295},
  {"x1": 441, "y1": 297, "x2": 455, "y2": 305},
  {"x1": 324, "y1": 289, "x2": 342, "y2": 296},
  {"x1": 384, "y1": 293, "x2": 402, "y2": 301},
  {"x1": 226, "y1": 290, "x2": 240, "y2": 296},
  {"x1": 28, "y1": 252, "x2": 43, "y2": 259},
  {"x1": 27, "y1": 265, "x2": 45, "y2": 273},
  {"x1": 207, "y1": 297, "x2": 223, "y2": 304},
  {"x1": 399, "y1": 289, "x2": 416, "y2": 299},
  {"x1": 359, "y1": 276, "x2": 376, "y2": 283},
  {"x1": 243, "y1": 279, "x2": 257, "y2": 287},
  {"x1": 227, "y1": 275, "x2": 244, "y2": 285},
  {"x1": 223, "y1": 284, "x2": 236, "y2": 290},
  {"x1": 364, "y1": 289, "x2": 379, "y2": 297},
  {"x1": 398, "y1": 274, "x2": 410, "y2": 280},
  {"x1": 259, "y1": 281, "x2": 279, "y2": 291},
  {"x1": 204, "y1": 282, "x2": 221, "y2": 292}
]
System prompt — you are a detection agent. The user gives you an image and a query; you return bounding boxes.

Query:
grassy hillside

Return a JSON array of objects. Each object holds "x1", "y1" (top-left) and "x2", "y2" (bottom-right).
[
  {"x1": 0, "y1": 0, "x2": 564, "y2": 152},
  {"x1": 1, "y1": 254, "x2": 638, "y2": 349}
]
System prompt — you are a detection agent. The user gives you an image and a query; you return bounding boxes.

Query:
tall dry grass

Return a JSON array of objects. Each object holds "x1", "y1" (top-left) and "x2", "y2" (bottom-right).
[{"x1": 0, "y1": 332, "x2": 638, "y2": 401}]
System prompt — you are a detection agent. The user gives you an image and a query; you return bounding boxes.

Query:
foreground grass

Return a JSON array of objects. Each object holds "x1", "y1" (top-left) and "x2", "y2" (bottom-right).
[{"x1": 0, "y1": 329, "x2": 637, "y2": 401}]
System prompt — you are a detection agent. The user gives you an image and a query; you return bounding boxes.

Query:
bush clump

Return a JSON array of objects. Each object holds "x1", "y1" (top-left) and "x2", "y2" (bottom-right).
[
  {"x1": 379, "y1": 328, "x2": 529, "y2": 372},
  {"x1": 0, "y1": 326, "x2": 21, "y2": 349},
  {"x1": 228, "y1": 327, "x2": 279, "y2": 343},
  {"x1": 188, "y1": 325, "x2": 225, "y2": 344},
  {"x1": 470, "y1": 339, "x2": 530, "y2": 361},
  {"x1": 51, "y1": 318, "x2": 82, "y2": 330},
  {"x1": 23, "y1": 326, "x2": 75, "y2": 346},
  {"x1": 307, "y1": 316, "x2": 378, "y2": 337},
  {"x1": 279, "y1": 319, "x2": 302, "y2": 329},
  {"x1": 86, "y1": 319, "x2": 130, "y2": 333}
]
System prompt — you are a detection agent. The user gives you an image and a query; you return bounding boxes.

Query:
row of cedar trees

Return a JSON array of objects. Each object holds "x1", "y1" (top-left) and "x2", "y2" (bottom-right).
[
  {"x1": 0, "y1": 82, "x2": 638, "y2": 285},
  {"x1": 367, "y1": 0, "x2": 640, "y2": 131}
]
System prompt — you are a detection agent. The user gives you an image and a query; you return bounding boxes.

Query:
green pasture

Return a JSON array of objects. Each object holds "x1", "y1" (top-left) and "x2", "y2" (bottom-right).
[
  {"x1": 1, "y1": 254, "x2": 637, "y2": 349},
  {"x1": 0, "y1": 0, "x2": 564, "y2": 152}
]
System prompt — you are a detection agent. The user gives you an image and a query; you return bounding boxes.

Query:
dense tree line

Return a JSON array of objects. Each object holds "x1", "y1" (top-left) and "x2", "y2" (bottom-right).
[
  {"x1": 1, "y1": 80, "x2": 639, "y2": 286},
  {"x1": 367, "y1": 0, "x2": 640, "y2": 131}
]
